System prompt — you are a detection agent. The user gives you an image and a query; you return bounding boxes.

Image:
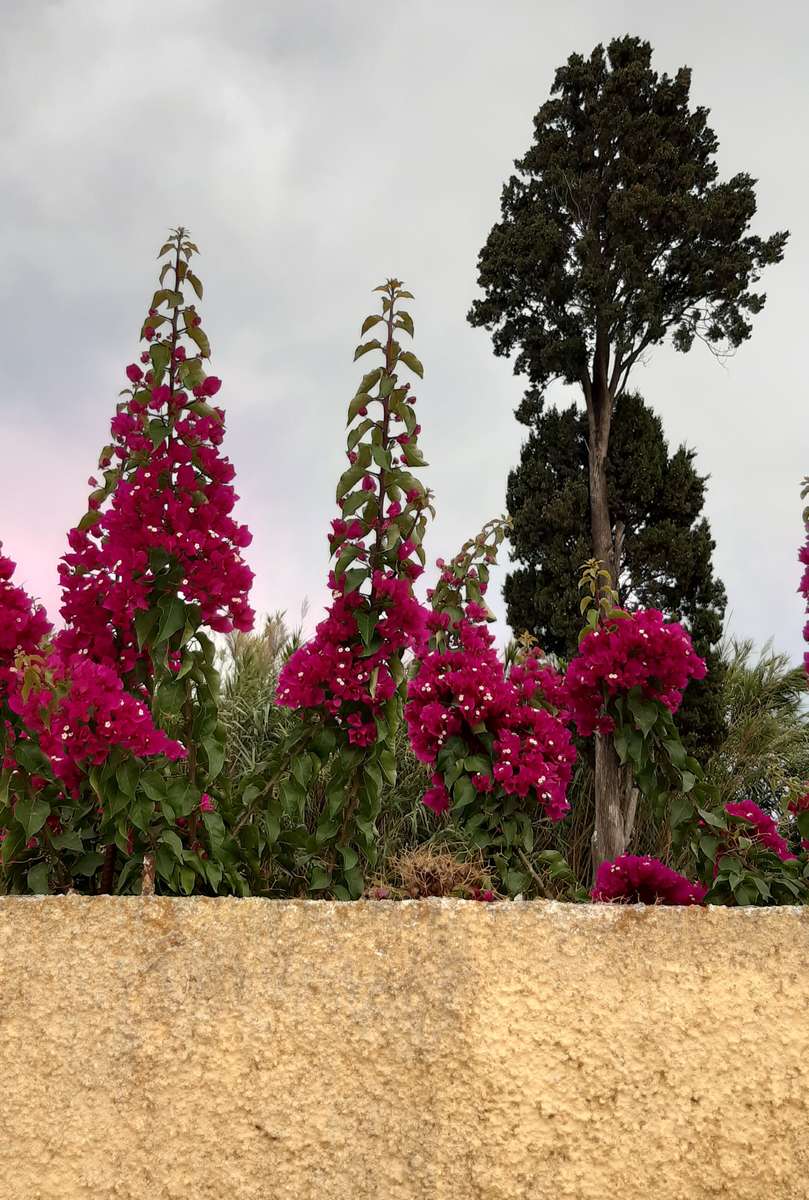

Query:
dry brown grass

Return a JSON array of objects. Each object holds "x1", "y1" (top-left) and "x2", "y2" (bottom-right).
[{"x1": 374, "y1": 845, "x2": 494, "y2": 899}]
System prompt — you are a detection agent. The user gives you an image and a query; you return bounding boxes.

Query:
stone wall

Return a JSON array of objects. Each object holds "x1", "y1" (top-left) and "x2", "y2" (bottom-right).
[{"x1": 1, "y1": 897, "x2": 807, "y2": 1199}]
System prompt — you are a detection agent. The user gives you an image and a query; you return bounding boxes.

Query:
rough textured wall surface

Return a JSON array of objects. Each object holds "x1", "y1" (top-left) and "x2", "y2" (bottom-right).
[{"x1": 0, "y1": 898, "x2": 807, "y2": 1200}]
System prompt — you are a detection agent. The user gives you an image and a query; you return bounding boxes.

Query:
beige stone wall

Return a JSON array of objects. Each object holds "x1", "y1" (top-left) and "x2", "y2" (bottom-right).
[{"x1": 0, "y1": 897, "x2": 807, "y2": 1200}]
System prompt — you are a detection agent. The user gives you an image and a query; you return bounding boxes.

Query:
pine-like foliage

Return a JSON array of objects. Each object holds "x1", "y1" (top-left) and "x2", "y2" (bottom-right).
[{"x1": 504, "y1": 391, "x2": 727, "y2": 758}]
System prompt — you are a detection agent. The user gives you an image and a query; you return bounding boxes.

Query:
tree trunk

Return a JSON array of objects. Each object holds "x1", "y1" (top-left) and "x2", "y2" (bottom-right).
[
  {"x1": 593, "y1": 735, "x2": 625, "y2": 868},
  {"x1": 585, "y1": 366, "x2": 625, "y2": 873}
]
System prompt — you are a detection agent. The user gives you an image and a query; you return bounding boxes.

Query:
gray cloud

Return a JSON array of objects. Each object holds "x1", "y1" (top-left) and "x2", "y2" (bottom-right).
[{"x1": 1, "y1": 0, "x2": 806, "y2": 663}]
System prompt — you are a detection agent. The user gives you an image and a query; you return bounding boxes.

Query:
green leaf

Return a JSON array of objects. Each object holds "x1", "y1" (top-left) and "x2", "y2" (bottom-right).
[
  {"x1": 336, "y1": 462, "x2": 365, "y2": 502},
  {"x1": 27, "y1": 862, "x2": 50, "y2": 894},
  {"x1": 339, "y1": 846, "x2": 359, "y2": 871},
  {"x1": 699, "y1": 834, "x2": 719, "y2": 863},
  {"x1": 73, "y1": 852, "x2": 106, "y2": 877},
  {"x1": 309, "y1": 865, "x2": 332, "y2": 892},
  {"x1": 680, "y1": 770, "x2": 696, "y2": 794},
  {"x1": 354, "y1": 339, "x2": 382, "y2": 361},
  {"x1": 156, "y1": 597, "x2": 186, "y2": 646},
  {"x1": 398, "y1": 350, "x2": 423, "y2": 378},
  {"x1": 203, "y1": 736, "x2": 225, "y2": 780},
  {"x1": 334, "y1": 543, "x2": 362, "y2": 579},
  {"x1": 361, "y1": 314, "x2": 383, "y2": 335},
  {"x1": 504, "y1": 869, "x2": 527, "y2": 896},
  {"x1": 51, "y1": 830, "x2": 84, "y2": 852},
  {"x1": 698, "y1": 806, "x2": 727, "y2": 830},
  {"x1": 452, "y1": 776, "x2": 476, "y2": 812},
  {"x1": 134, "y1": 608, "x2": 159, "y2": 650},
  {"x1": 116, "y1": 757, "x2": 140, "y2": 798},
  {"x1": 160, "y1": 830, "x2": 184, "y2": 860},
  {"x1": 355, "y1": 609, "x2": 377, "y2": 646},
  {"x1": 343, "y1": 567, "x2": 367, "y2": 594},
  {"x1": 663, "y1": 738, "x2": 687, "y2": 768},
  {"x1": 187, "y1": 271, "x2": 203, "y2": 299},
  {"x1": 202, "y1": 809, "x2": 226, "y2": 850},
  {"x1": 356, "y1": 367, "x2": 383, "y2": 395},
  {"x1": 14, "y1": 796, "x2": 50, "y2": 839},
  {"x1": 402, "y1": 443, "x2": 427, "y2": 468},
  {"x1": 150, "y1": 342, "x2": 170, "y2": 375},
  {"x1": 77, "y1": 510, "x2": 104, "y2": 533}
]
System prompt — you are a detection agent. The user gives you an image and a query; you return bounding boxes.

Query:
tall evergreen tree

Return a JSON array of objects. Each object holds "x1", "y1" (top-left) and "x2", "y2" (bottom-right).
[
  {"x1": 468, "y1": 35, "x2": 787, "y2": 865},
  {"x1": 504, "y1": 390, "x2": 727, "y2": 761}
]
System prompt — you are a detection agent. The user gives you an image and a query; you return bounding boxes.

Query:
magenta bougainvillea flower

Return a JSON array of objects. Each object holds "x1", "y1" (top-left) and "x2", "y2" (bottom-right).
[
  {"x1": 406, "y1": 551, "x2": 576, "y2": 823},
  {"x1": 8, "y1": 653, "x2": 184, "y2": 794},
  {"x1": 724, "y1": 800, "x2": 794, "y2": 861},
  {"x1": 592, "y1": 854, "x2": 706, "y2": 905},
  {"x1": 57, "y1": 288, "x2": 255, "y2": 678},
  {"x1": 0, "y1": 553, "x2": 51, "y2": 682},
  {"x1": 277, "y1": 569, "x2": 428, "y2": 746},
  {"x1": 563, "y1": 608, "x2": 707, "y2": 738}
]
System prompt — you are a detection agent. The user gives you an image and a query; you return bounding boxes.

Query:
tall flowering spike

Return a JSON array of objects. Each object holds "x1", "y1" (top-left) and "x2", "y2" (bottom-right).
[
  {"x1": 799, "y1": 477, "x2": 809, "y2": 675},
  {"x1": 278, "y1": 279, "x2": 432, "y2": 738},
  {"x1": 0, "y1": 550, "x2": 51, "y2": 772},
  {"x1": 0, "y1": 550, "x2": 51, "y2": 688},
  {"x1": 274, "y1": 281, "x2": 433, "y2": 899},
  {"x1": 57, "y1": 227, "x2": 254, "y2": 682},
  {"x1": 406, "y1": 519, "x2": 576, "y2": 893}
]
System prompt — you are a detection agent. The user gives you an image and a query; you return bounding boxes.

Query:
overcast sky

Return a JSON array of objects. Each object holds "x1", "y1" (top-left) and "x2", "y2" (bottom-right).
[{"x1": 1, "y1": 0, "x2": 806, "y2": 664}]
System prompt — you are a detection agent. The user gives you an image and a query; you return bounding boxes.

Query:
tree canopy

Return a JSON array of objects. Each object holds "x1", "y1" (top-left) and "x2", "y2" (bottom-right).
[{"x1": 468, "y1": 35, "x2": 788, "y2": 399}]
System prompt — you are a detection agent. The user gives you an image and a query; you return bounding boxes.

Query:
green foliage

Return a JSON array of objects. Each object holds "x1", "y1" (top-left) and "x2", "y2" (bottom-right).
[
  {"x1": 704, "y1": 639, "x2": 809, "y2": 808},
  {"x1": 504, "y1": 392, "x2": 728, "y2": 757},
  {"x1": 244, "y1": 281, "x2": 434, "y2": 899},
  {"x1": 686, "y1": 806, "x2": 809, "y2": 907},
  {"x1": 468, "y1": 35, "x2": 788, "y2": 393}
]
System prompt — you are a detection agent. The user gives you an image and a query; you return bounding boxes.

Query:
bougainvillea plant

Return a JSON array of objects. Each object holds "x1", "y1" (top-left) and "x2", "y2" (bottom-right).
[
  {"x1": 405, "y1": 519, "x2": 577, "y2": 895},
  {"x1": 552, "y1": 560, "x2": 709, "y2": 864},
  {"x1": 591, "y1": 855, "x2": 706, "y2": 905},
  {"x1": 50, "y1": 228, "x2": 255, "y2": 895},
  {"x1": 685, "y1": 798, "x2": 809, "y2": 906},
  {"x1": 0, "y1": 552, "x2": 184, "y2": 893},
  {"x1": 799, "y1": 476, "x2": 809, "y2": 674},
  {"x1": 272, "y1": 280, "x2": 433, "y2": 898}
]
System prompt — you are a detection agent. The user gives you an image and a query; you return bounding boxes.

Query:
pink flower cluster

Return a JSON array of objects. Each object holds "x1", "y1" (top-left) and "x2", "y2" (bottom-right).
[
  {"x1": 724, "y1": 800, "x2": 794, "y2": 861},
  {"x1": 57, "y1": 359, "x2": 254, "y2": 676},
  {"x1": 0, "y1": 553, "x2": 51, "y2": 690},
  {"x1": 277, "y1": 570, "x2": 428, "y2": 745},
  {"x1": 406, "y1": 612, "x2": 576, "y2": 821},
  {"x1": 563, "y1": 609, "x2": 707, "y2": 736},
  {"x1": 591, "y1": 855, "x2": 706, "y2": 905},
  {"x1": 8, "y1": 653, "x2": 185, "y2": 793}
]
